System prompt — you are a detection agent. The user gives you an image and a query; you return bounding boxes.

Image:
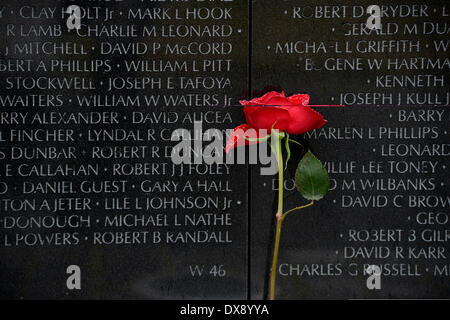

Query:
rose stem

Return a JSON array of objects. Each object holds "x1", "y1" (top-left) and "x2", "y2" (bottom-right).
[
  {"x1": 269, "y1": 132, "x2": 315, "y2": 300},
  {"x1": 269, "y1": 132, "x2": 284, "y2": 300}
]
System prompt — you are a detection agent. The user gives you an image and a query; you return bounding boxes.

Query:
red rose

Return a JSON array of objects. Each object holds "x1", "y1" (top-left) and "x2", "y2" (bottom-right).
[{"x1": 225, "y1": 91, "x2": 326, "y2": 152}]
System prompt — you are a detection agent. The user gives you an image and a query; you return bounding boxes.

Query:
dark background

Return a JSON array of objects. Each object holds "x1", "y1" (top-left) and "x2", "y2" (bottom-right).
[{"x1": 0, "y1": 0, "x2": 449, "y2": 299}]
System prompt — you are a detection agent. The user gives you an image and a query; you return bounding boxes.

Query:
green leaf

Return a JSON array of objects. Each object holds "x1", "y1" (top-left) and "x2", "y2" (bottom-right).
[{"x1": 295, "y1": 150, "x2": 329, "y2": 201}]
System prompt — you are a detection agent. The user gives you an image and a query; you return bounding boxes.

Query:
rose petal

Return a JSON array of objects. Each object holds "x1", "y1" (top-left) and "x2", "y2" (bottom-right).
[
  {"x1": 225, "y1": 124, "x2": 269, "y2": 153},
  {"x1": 287, "y1": 93, "x2": 310, "y2": 106},
  {"x1": 240, "y1": 91, "x2": 287, "y2": 106},
  {"x1": 244, "y1": 106, "x2": 291, "y2": 131},
  {"x1": 285, "y1": 106, "x2": 327, "y2": 135},
  {"x1": 262, "y1": 94, "x2": 293, "y2": 106}
]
